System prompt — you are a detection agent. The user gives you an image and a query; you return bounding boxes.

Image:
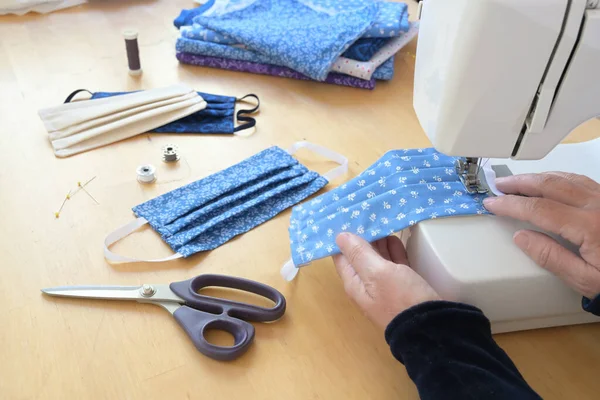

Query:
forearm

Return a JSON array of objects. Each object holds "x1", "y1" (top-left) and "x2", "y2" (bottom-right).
[{"x1": 385, "y1": 301, "x2": 541, "y2": 400}]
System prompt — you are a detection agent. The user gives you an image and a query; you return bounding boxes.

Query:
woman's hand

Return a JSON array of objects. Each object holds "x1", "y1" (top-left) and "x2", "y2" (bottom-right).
[
  {"x1": 333, "y1": 233, "x2": 440, "y2": 330},
  {"x1": 484, "y1": 172, "x2": 600, "y2": 299}
]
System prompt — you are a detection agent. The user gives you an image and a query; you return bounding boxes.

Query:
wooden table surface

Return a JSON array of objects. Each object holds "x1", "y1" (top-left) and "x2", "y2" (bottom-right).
[{"x1": 1, "y1": 1, "x2": 599, "y2": 399}]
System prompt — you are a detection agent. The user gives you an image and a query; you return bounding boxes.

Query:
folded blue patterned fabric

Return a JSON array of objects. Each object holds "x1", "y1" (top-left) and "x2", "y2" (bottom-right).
[
  {"x1": 364, "y1": 1, "x2": 410, "y2": 38},
  {"x1": 174, "y1": 0, "x2": 216, "y2": 28},
  {"x1": 375, "y1": 57, "x2": 394, "y2": 81},
  {"x1": 181, "y1": 26, "x2": 391, "y2": 62},
  {"x1": 178, "y1": 1, "x2": 409, "y2": 43},
  {"x1": 190, "y1": 0, "x2": 379, "y2": 81},
  {"x1": 181, "y1": 26, "x2": 236, "y2": 44},
  {"x1": 176, "y1": 36, "x2": 395, "y2": 81},
  {"x1": 342, "y1": 38, "x2": 390, "y2": 62}
]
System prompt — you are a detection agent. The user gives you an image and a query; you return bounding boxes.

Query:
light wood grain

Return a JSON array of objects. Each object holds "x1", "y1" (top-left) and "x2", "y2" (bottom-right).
[{"x1": 1, "y1": 1, "x2": 599, "y2": 399}]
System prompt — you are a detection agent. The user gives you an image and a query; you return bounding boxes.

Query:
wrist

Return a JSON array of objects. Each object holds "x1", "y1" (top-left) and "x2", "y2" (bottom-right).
[
  {"x1": 384, "y1": 301, "x2": 488, "y2": 364},
  {"x1": 385, "y1": 301, "x2": 483, "y2": 336}
]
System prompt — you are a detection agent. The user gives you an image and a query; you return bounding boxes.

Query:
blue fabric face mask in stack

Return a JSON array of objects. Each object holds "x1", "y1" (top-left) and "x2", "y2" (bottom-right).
[
  {"x1": 104, "y1": 142, "x2": 348, "y2": 264},
  {"x1": 190, "y1": 0, "x2": 379, "y2": 81},
  {"x1": 281, "y1": 148, "x2": 490, "y2": 280},
  {"x1": 64, "y1": 89, "x2": 260, "y2": 135}
]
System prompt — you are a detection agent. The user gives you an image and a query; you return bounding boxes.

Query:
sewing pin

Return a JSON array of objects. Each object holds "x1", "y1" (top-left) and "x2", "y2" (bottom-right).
[
  {"x1": 78, "y1": 181, "x2": 99, "y2": 205},
  {"x1": 71, "y1": 175, "x2": 97, "y2": 197},
  {"x1": 69, "y1": 176, "x2": 95, "y2": 197},
  {"x1": 54, "y1": 190, "x2": 71, "y2": 218},
  {"x1": 80, "y1": 176, "x2": 97, "y2": 187}
]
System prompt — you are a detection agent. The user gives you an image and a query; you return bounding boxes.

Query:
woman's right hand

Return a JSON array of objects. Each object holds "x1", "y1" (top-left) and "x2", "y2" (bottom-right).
[{"x1": 483, "y1": 172, "x2": 600, "y2": 299}]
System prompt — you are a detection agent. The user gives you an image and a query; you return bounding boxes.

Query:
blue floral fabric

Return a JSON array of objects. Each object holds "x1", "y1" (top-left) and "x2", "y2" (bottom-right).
[
  {"x1": 176, "y1": 37, "x2": 395, "y2": 80},
  {"x1": 181, "y1": 25, "x2": 237, "y2": 45},
  {"x1": 181, "y1": 26, "x2": 390, "y2": 62},
  {"x1": 191, "y1": 0, "x2": 379, "y2": 80},
  {"x1": 289, "y1": 148, "x2": 490, "y2": 266},
  {"x1": 176, "y1": 0, "x2": 410, "y2": 39},
  {"x1": 298, "y1": 0, "x2": 409, "y2": 38},
  {"x1": 133, "y1": 146, "x2": 329, "y2": 257},
  {"x1": 342, "y1": 38, "x2": 390, "y2": 62},
  {"x1": 375, "y1": 57, "x2": 395, "y2": 81},
  {"x1": 179, "y1": 3, "x2": 408, "y2": 47},
  {"x1": 173, "y1": 0, "x2": 216, "y2": 28},
  {"x1": 364, "y1": 1, "x2": 410, "y2": 38},
  {"x1": 91, "y1": 91, "x2": 239, "y2": 134}
]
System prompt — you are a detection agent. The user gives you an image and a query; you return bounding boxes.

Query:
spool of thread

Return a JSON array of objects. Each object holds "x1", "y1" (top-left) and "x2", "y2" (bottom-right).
[
  {"x1": 123, "y1": 29, "x2": 142, "y2": 76},
  {"x1": 137, "y1": 164, "x2": 156, "y2": 183}
]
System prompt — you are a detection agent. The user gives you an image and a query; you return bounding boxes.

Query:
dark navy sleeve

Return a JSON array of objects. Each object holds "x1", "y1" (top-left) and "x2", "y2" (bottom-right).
[
  {"x1": 582, "y1": 294, "x2": 600, "y2": 316},
  {"x1": 385, "y1": 301, "x2": 541, "y2": 400}
]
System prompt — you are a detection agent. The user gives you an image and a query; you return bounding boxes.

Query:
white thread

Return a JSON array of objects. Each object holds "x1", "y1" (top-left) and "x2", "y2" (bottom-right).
[
  {"x1": 137, "y1": 164, "x2": 157, "y2": 183},
  {"x1": 481, "y1": 160, "x2": 505, "y2": 196}
]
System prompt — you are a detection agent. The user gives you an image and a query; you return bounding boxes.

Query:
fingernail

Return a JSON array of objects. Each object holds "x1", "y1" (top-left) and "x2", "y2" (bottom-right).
[
  {"x1": 336, "y1": 232, "x2": 352, "y2": 245},
  {"x1": 514, "y1": 231, "x2": 530, "y2": 249},
  {"x1": 483, "y1": 197, "x2": 497, "y2": 206},
  {"x1": 495, "y1": 177, "x2": 508, "y2": 184}
]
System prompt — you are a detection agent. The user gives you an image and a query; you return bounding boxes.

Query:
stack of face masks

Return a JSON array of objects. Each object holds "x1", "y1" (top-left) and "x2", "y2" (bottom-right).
[
  {"x1": 38, "y1": 85, "x2": 207, "y2": 157},
  {"x1": 173, "y1": 0, "x2": 418, "y2": 90},
  {"x1": 87, "y1": 91, "x2": 260, "y2": 136},
  {"x1": 39, "y1": 85, "x2": 261, "y2": 157}
]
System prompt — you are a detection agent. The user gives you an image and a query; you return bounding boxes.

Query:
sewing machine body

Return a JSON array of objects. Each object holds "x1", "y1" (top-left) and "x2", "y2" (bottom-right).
[{"x1": 410, "y1": 0, "x2": 600, "y2": 332}]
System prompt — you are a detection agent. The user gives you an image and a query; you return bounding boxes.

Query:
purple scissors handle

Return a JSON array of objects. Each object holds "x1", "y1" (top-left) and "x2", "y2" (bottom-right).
[{"x1": 169, "y1": 274, "x2": 286, "y2": 361}]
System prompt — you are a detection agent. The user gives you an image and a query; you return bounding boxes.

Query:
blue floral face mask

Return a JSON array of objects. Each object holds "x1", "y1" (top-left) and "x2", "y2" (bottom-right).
[
  {"x1": 64, "y1": 89, "x2": 259, "y2": 135},
  {"x1": 281, "y1": 148, "x2": 490, "y2": 280},
  {"x1": 104, "y1": 142, "x2": 348, "y2": 263}
]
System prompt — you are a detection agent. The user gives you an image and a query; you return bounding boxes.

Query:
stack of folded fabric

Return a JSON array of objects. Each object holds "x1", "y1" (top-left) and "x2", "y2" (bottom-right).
[{"x1": 174, "y1": 0, "x2": 419, "y2": 90}]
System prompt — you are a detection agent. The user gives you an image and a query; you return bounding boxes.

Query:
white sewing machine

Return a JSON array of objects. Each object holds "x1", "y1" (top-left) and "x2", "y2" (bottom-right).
[{"x1": 409, "y1": 0, "x2": 600, "y2": 333}]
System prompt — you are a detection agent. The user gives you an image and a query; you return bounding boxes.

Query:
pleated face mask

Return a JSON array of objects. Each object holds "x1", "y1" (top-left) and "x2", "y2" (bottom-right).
[
  {"x1": 38, "y1": 85, "x2": 207, "y2": 157},
  {"x1": 281, "y1": 148, "x2": 490, "y2": 280},
  {"x1": 84, "y1": 91, "x2": 260, "y2": 136},
  {"x1": 104, "y1": 142, "x2": 348, "y2": 263}
]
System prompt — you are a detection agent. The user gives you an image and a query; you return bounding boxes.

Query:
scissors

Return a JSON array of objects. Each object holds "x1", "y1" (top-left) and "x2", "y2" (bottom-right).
[{"x1": 41, "y1": 274, "x2": 286, "y2": 361}]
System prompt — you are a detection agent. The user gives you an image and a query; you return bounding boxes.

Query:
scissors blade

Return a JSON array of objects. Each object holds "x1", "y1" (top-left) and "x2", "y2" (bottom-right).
[{"x1": 41, "y1": 285, "x2": 143, "y2": 301}]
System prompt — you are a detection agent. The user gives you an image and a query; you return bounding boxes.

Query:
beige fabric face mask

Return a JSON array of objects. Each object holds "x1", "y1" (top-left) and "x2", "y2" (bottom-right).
[{"x1": 38, "y1": 85, "x2": 207, "y2": 157}]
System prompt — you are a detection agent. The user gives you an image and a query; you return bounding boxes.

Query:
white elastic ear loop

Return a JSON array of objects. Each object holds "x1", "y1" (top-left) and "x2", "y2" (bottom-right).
[
  {"x1": 481, "y1": 159, "x2": 505, "y2": 196},
  {"x1": 233, "y1": 126, "x2": 256, "y2": 137},
  {"x1": 280, "y1": 142, "x2": 349, "y2": 280},
  {"x1": 286, "y1": 141, "x2": 348, "y2": 182},
  {"x1": 280, "y1": 258, "x2": 300, "y2": 281},
  {"x1": 104, "y1": 217, "x2": 183, "y2": 264}
]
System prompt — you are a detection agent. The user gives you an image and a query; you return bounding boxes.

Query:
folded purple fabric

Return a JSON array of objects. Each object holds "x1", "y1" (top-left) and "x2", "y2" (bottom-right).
[{"x1": 176, "y1": 52, "x2": 376, "y2": 90}]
